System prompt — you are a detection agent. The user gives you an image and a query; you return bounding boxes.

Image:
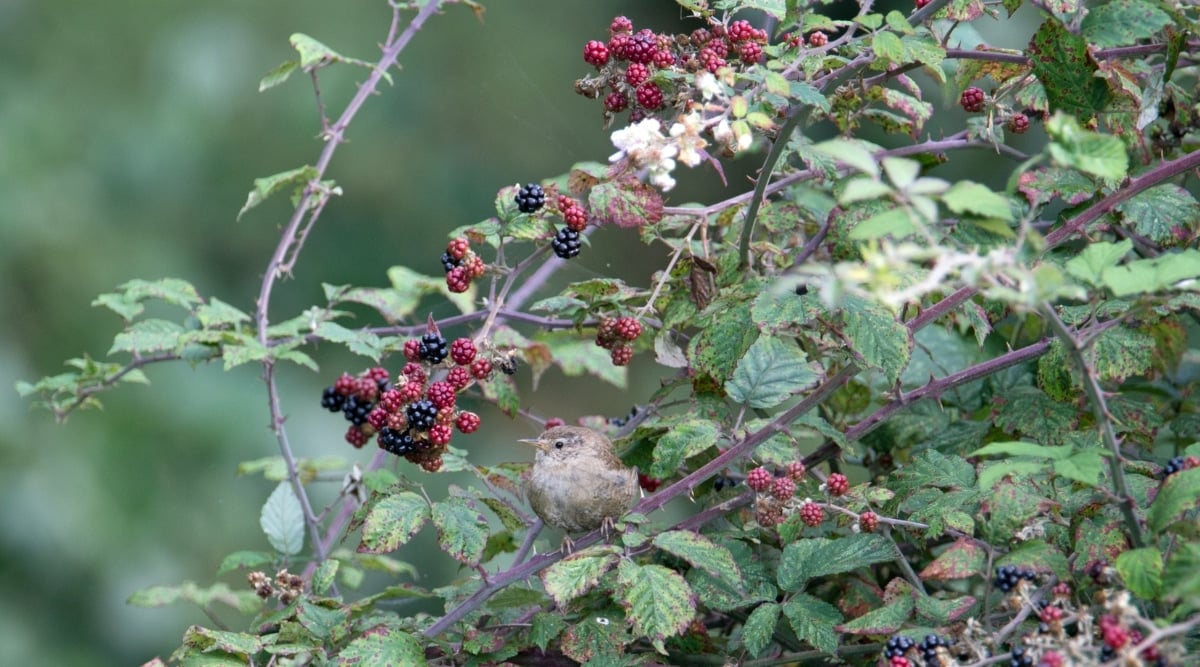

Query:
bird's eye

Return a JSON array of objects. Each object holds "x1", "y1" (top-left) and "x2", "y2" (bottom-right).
[{"x1": 553, "y1": 439, "x2": 565, "y2": 449}]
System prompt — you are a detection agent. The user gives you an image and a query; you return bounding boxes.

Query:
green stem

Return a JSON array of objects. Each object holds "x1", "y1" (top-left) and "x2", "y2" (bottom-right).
[{"x1": 736, "y1": 107, "x2": 806, "y2": 271}]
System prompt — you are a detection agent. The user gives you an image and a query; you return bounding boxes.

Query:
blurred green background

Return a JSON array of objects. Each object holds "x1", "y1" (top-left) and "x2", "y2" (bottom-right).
[{"x1": 1, "y1": 1, "x2": 1045, "y2": 663}]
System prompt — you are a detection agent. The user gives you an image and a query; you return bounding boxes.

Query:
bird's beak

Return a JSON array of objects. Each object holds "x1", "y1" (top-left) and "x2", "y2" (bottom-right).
[{"x1": 518, "y1": 437, "x2": 548, "y2": 452}]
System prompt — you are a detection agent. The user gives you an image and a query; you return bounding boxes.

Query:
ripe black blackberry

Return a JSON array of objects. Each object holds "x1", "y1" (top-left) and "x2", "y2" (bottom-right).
[
  {"x1": 342, "y1": 395, "x2": 374, "y2": 426},
  {"x1": 515, "y1": 183, "x2": 546, "y2": 213},
  {"x1": 379, "y1": 427, "x2": 416, "y2": 456},
  {"x1": 321, "y1": 386, "x2": 346, "y2": 412},
  {"x1": 406, "y1": 399, "x2": 439, "y2": 431},
  {"x1": 919, "y1": 634, "x2": 950, "y2": 663},
  {"x1": 551, "y1": 226, "x2": 582, "y2": 259},
  {"x1": 441, "y1": 251, "x2": 463, "y2": 273},
  {"x1": 1163, "y1": 456, "x2": 1186, "y2": 477},
  {"x1": 993, "y1": 565, "x2": 1035, "y2": 592},
  {"x1": 418, "y1": 333, "x2": 449, "y2": 364},
  {"x1": 884, "y1": 635, "x2": 915, "y2": 659}
]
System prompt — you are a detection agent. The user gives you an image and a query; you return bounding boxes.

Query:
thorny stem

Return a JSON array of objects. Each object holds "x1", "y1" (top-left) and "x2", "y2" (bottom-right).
[
  {"x1": 1041, "y1": 304, "x2": 1147, "y2": 549},
  {"x1": 252, "y1": 0, "x2": 444, "y2": 567},
  {"x1": 638, "y1": 220, "x2": 701, "y2": 319}
]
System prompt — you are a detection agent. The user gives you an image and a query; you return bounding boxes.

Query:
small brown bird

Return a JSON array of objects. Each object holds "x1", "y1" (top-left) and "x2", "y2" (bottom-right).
[{"x1": 520, "y1": 425, "x2": 639, "y2": 549}]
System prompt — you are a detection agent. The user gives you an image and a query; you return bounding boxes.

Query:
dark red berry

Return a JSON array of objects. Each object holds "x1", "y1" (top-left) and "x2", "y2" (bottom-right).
[
  {"x1": 859, "y1": 511, "x2": 879, "y2": 532},
  {"x1": 334, "y1": 373, "x2": 357, "y2": 395},
  {"x1": 916, "y1": 0, "x2": 931, "y2": 7},
  {"x1": 808, "y1": 31, "x2": 828, "y2": 47},
  {"x1": 402, "y1": 362, "x2": 427, "y2": 386},
  {"x1": 827, "y1": 472, "x2": 849, "y2": 496},
  {"x1": 610, "y1": 15, "x2": 633, "y2": 34},
  {"x1": 746, "y1": 466, "x2": 772, "y2": 492},
  {"x1": 625, "y1": 62, "x2": 650, "y2": 86},
  {"x1": 690, "y1": 28, "x2": 712, "y2": 45},
  {"x1": 636, "y1": 82, "x2": 664, "y2": 109},
  {"x1": 470, "y1": 358, "x2": 493, "y2": 380},
  {"x1": 639, "y1": 473, "x2": 661, "y2": 492},
  {"x1": 698, "y1": 47, "x2": 726, "y2": 73},
  {"x1": 365, "y1": 367, "x2": 389, "y2": 383},
  {"x1": 429, "y1": 423, "x2": 453, "y2": 446},
  {"x1": 420, "y1": 456, "x2": 444, "y2": 473},
  {"x1": 737, "y1": 41, "x2": 763, "y2": 64},
  {"x1": 728, "y1": 20, "x2": 755, "y2": 42},
  {"x1": 367, "y1": 407, "x2": 389, "y2": 431},
  {"x1": 446, "y1": 266, "x2": 471, "y2": 293},
  {"x1": 583, "y1": 40, "x2": 610, "y2": 67},
  {"x1": 960, "y1": 86, "x2": 985, "y2": 112},
  {"x1": 544, "y1": 417, "x2": 566, "y2": 428},
  {"x1": 1007, "y1": 112, "x2": 1030, "y2": 134},
  {"x1": 450, "y1": 338, "x2": 477, "y2": 365},
  {"x1": 397, "y1": 381, "x2": 423, "y2": 403},
  {"x1": 610, "y1": 345, "x2": 633, "y2": 366},
  {"x1": 785, "y1": 461, "x2": 806, "y2": 482},
  {"x1": 651, "y1": 48, "x2": 675, "y2": 69},
  {"x1": 604, "y1": 91, "x2": 628, "y2": 113},
  {"x1": 770, "y1": 477, "x2": 795, "y2": 500},
  {"x1": 446, "y1": 366, "x2": 471, "y2": 391},
  {"x1": 345, "y1": 425, "x2": 369, "y2": 448},
  {"x1": 403, "y1": 339, "x2": 421, "y2": 363},
  {"x1": 447, "y1": 237, "x2": 470, "y2": 261},
  {"x1": 455, "y1": 411, "x2": 481, "y2": 434},
  {"x1": 561, "y1": 200, "x2": 588, "y2": 231},
  {"x1": 799, "y1": 502, "x2": 824, "y2": 527},
  {"x1": 465, "y1": 255, "x2": 486, "y2": 279},
  {"x1": 608, "y1": 33, "x2": 632, "y2": 60},
  {"x1": 427, "y1": 381, "x2": 456, "y2": 410},
  {"x1": 379, "y1": 389, "x2": 403, "y2": 413},
  {"x1": 614, "y1": 316, "x2": 643, "y2": 341},
  {"x1": 625, "y1": 29, "x2": 657, "y2": 64}
]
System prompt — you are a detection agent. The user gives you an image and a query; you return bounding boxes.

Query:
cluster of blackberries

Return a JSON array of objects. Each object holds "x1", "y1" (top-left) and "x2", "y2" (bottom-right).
[
  {"x1": 884, "y1": 635, "x2": 915, "y2": 659},
  {"x1": 321, "y1": 367, "x2": 391, "y2": 428},
  {"x1": 595, "y1": 315, "x2": 643, "y2": 366},
  {"x1": 918, "y1": 634, "x2": 952, "y2": 664},
  {"x1": 1163, "y1": 455, "x2": 1199, "y2": 478},
  {"x1": 441, "y1": 237, "x2": 486, "y2": 294},
  {"x1": 515, "y1": 183, "x2": 545, "y2": 213},
  {"x1": 576, "y1": 16, "x2": 768, "y2": 126},
  {"x1": 1008, "y1": 646, "x2": 1034, "y2": 667},
  {"x1": 993, "y1": 565, "x2": 1037, "y2": 592}
]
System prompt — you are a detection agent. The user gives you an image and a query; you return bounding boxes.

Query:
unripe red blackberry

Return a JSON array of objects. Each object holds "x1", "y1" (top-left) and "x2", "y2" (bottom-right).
[
  {"x1": 402, "y1": 362, "x2": 427, "y2": 386},
  {"x1": 596, "y1": 317, "x2": 619, "y2": 349},
  {"x1": 366, "y1": 366, "x2": 390, "y2": 384},
  {"x1": 1038, "y1": 651, "x2": 1063, "y2": 667},
  {"x1": 367, "y1": 407, "x2": 389, "y2": 431},
  {"x1": 386, "y1": 411, "x2": 406, "y2": 431},
  {"x1": 446, "y1": 366, "x2": 471, "y2": 391},
  {"x1": 583, "y1": 40, "x2": 610, "y2": 67},
  {"x1": 397, "y1": 381, "x2": 423, "y2": 403},
  {"x1": 353, "y1": 376, "x2": 379, "y2": 401},
  {"x1": 638, "y1": 473, "x2": 661, "y2": 492},
  {"x1": 785, "y1": 461, "x2": 806, "y2": 482},
  {"x1": 515, "y1": 183, "x2": 546, "y2": 214},
  {"x1": 345, "y1": 425, "x2": 369, "y2": 448},
  {"x1": 379, "y1": 388, "x2": 403, "y2": 412},
  {"x1": 755, "y1": 498, "x2": 785, "y2": 527},
  {"x1": 420, "y1": 456, "x2": 444, "y2": 473},
  {"x1": 427, "y1": 381, "x2": 456, "y2": 410},
  {"x1": 334, "y1": 373, "x2": 357, "y2": 396},
  {"x1": 808, "y1": 31, "x2": 828, "y2": 47},
  {"x1": 728, "y1": 20, "x2": 755, "y2": 43},
  {"x1": 604, "y1": 91, "x2": 629, "y2": 113},
  {"x1": 859, "y1": 511, "x2": 879, "y2": 532},
  {"x1": 446, "y1": 266, "x2": 471, "y2": 293},
  {"x1": 465, "y1": 255, "x2": 486, "y2": 279},
  {"x1": 614, "y1": 316, "x2": 643, "y2": 341},
  {"x1": 826, "y1": 472, "x2": 849, "y2": 496},
  {"x1": 799, "y1": 501, "x2": 824, "y2": 527},
  {"x1": 916, "y1": 0, "x2": 931, "y2": 7},
  {"x1": 403, "y1": 339, "x2": 421, "y2": 362},
  {"x1": 960, "y1": 86, "x2": 985, "y2": 112},
  {"x1": 698, "y1": 47, "x2": 726, "y2": 73},
  {"x1": 561, "y1": 199, "x2": 588, "y2": 232},
  {"x1": 608, "y1": 33, "x2": 632, "y2": 61},
  {"x1": 469, "y1": 358, "x2": 493, "y2": 380},
  {"x1": 746, "y1": 466, "x2": 772, "y2": 492},
  {"x1": 625, "y1": 62, "x2": 650, "y2": 86},
  {"x1": 1007, "y1": 113, "x2": 1030, "y2": 134},
  {"x1": 544, "y1": 417, "x2": 566, "y2": 428},
  {"x1": 707, "y1": 39, "x2": 730, "y2": 58},
  {"x1": 652, "y1": 49, "x2": 675, "y2": 69},
  {"x1": 455, "y1": 411, "x2": 481, "y2": 433},
  {"x1": 770, "y1": 476, "x2": 796, "y2": 500},
  {"x1": 690, "y1": 28, "x2": 712, "y2": 45},
  {"x1": 610, "y1": 345, "x2": 633, "y2": 366},
  {"x1": 449, "y1": 338, "x2": 477, "y2": 365},
  {"x1": 436, "y1": 406, "x2": 455, "y2": 425},
  {"x1": 447, "y1": 237, "x2": 470, "y2": 261},
  {"x1": 610, "y1": 15, "x2": 633, "y2": 34},
  {"x1": 429, "y1": 423, "x2": 453, "y2": 446},
  {"x1": 636, "y1": 82, "x2": 664, "y2": 109},
  {"x1": 738, "y1": 41, "x2": 763, "y2": 64},
  {"x1": 626, "y1": 29, "x2": 657, "y2": 65}
]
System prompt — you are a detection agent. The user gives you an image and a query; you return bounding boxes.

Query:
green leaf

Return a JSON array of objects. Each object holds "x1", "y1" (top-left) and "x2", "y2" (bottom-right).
[
  {"x1": 540, "y1": 546, "x2": 620, "y2": 606},
  {"x1": 313, "y1": 321, "x2": 383, "y2": 361},
  {"x1": 972, "y1": 441, "x2": 1073, "y2": 460},
  {"x1": 943, "y1": 181, "x2": 1013, "y2": 221},
  {"x1": 725, "y1": 335, "x2": 818, "y2": 408},
  {"x1": 811, "y1": 138, "x2": 880, "y2": 178},
  {"x1": 297, "y1": 599, "x2": 348, "y2": 641},
  {"x1": 1081, "y1": 0, "x2": 1171, "y2": 47},
  {"x1": 841, "y1": 294, "x2": 911, "y2": 384},
  {"x1": 1116, "y1": 184, "x2": 1199, "y2": 246},
  {"x1": 1065, "y1": 240, "x2": 1132, "y2": 287},
  {"x1": 588, "y1": 179, "x2": 663, "y2": 228},
  {"x1": 1116, "y1": 547, "x2": 1163, "y2": 599},
  {"x1": 1054, "y1": 449, "x2": 1105, "y2": 486},
  {"x1": 742, "y1": 602, "x2": 780, "y2": 657},
  {"x1": 1045, "y1": 113, "x2": 1127, "y2": 182},
  {"x1": 238, "y1": 166, "x2": 317, "y2": 220},
  {"x1": 109, "y1": 319, "x2": 185, "y2": 355},
  {"x1": 1103, "y1": 249, "x2": 1200, "y2": 297},
  {"x1": 919, "y1": 537, "x2": 986, "y2": 581},
  {"x1": 312, "y1": 559, "x2": 338, "y2": 596},
  {"x1": 617, "y1": 561, "x2": 696, "y2": 651},
  {"x1": 653, "y1": 530, "x2": 743, "y2": 589},
  {"x1": 1028, "y1": 22, "x2": 1111, "y2": 117},
  {"x1": 217, "y1": 550, "x2": 274, "y2": 575},
  {"x1": 915, "y1": 594, "x2": 977, "y2": 625},
  {"x1": 529, "y1": 612, "x2": 567, "y2": 651},
  {"x1": 540, "y1": 332, "x2": 627, "y2": 389},
  {"x1": 358, "y1": 491, "x2": 430, "y2": 554},
  {"x1": 260, "y1": 482, "x2": 305, "y2": 556},
  {"x1": 649, "y1": 418, "x2": 719, "y2": 479},
  {"x1": 1001, "y1": 541, "x2": 1070, "y2": 580},
  {"x1": 195, "y1": 298, "x2": 251, "y2": 329},
  {"x1": 836, "y1": 594, "x2": 913, "y2": 635},
  {"x1": 337, "y1": 630, "x2": 427, "y2": 666},
  {"x1": 259, "y1": 60, "x2": 298, "y2": 92},
  {"x1": 782, "y1": 594, "x2": 843, "y2": 653},
  {"x1": 1162, "y1": 543, "x2": 1200, "y2": 602},
  {"x1": 1148, "y1": 467, "x2": 1200, "y2": 533},
  {"x1": 180, "y1": 626, "x2": 264, "y2": 658},
  {"x1": 688, "y1": 300, "x2": 758, "y2": 381},
  {"x1": 779, "y1": 535, "x2": 896, "y2": 591},
  {"x1": 431, "y1": 496, "x2": 489, "y2": 565}
]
